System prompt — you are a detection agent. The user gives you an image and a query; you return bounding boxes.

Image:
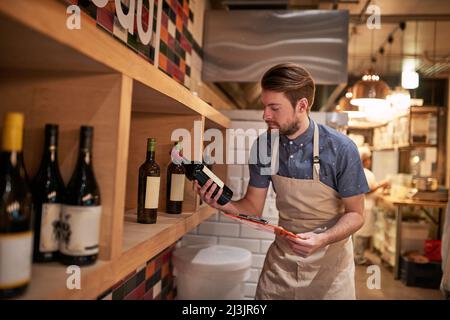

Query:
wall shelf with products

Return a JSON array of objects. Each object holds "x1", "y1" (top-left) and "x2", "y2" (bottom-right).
[
  {"x1": 15, "y1": 205, "x2": 216, "y2": 300},
  {"x1": 0, "y1": 0, "x2": 230, "y2": 299},
  {"x1": 401, "y1": 106, "x2": 446, "y2": 185}
]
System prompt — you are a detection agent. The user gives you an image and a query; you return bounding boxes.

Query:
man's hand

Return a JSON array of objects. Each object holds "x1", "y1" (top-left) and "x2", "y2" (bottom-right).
[
  {"x1": 285, "y1": 232, "x2": 329, "y2": 257},
  {"x1": 194, "y1": 179, "x2": 224, "y2": 210}
]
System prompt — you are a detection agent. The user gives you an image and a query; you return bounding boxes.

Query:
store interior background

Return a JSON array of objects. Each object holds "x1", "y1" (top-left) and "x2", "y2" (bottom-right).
[{"x1": 184, "y1": 0, "x2": 450, "y2": 300}]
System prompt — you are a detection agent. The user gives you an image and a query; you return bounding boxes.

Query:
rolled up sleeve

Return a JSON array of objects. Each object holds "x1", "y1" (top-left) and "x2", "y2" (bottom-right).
[
  {"x1": 248, "y1": 137, "x2": 271, "y2": 188},
  {"x1": 337, "y1": 141, "x2": 370, "y2": 198}
]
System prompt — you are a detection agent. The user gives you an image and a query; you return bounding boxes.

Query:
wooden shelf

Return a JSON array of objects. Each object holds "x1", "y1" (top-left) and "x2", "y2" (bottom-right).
[
  {"x1": 0, "y1": 0, "x2": 231, "y2": 300},
  {"x1": 17, "y1": 205, "x2": 216, "y2": 300},
  {"x1": 371, "y1": 144, "x2": 437, "y2": 152},
  {"x1": 403, "y1": 144, "x2": 438, "y2": 149},
  {"x1": 411, "y1": 106, "x2": 442, "y2": 114},
  {"x1": 0, "y1": 0, "x2": 230, "y2": 129}
]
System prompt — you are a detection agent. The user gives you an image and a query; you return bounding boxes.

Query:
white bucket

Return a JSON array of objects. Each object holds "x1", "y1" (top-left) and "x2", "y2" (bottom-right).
[{"x1": 173, "y1": 244, "x2": 252, "y2": 300}]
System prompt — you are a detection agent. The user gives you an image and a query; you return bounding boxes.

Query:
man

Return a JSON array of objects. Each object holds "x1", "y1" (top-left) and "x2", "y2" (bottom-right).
[
  {"x1": 195, "y1": 63, "x2": 369, "y2": 299},
  {"x1": 353, "y1": 145, "x2": 389, "y2": 265}
]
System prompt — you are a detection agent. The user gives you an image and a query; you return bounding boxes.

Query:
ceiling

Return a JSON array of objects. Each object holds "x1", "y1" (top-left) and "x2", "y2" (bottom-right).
[{"x1": 206, "y1": 0, "x2": 450, "y2": 110}]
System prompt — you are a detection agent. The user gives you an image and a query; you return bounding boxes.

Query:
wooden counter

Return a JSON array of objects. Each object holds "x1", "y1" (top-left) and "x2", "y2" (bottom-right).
[
  {"x1": 378, "y1": 195, "x2": 447, "y2": 279},
  {"x1": 379, "y1": 195, "x2": 448, "y2": 209}
]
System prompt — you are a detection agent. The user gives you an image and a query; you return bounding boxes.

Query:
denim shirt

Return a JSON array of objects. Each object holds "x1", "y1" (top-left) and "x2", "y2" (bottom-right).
[{"x1": 249, "y1": 119, "x2": 370, "y2": 198}]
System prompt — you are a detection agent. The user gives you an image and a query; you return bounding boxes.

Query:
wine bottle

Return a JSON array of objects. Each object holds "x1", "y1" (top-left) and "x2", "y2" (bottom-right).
[
  {"x1": 0, "y1": 112, "x2": 34, "y2": 299},
  {"x1": 31, "y1": 124, "x2": 65, "y2": 263},
  {"x1": 59, "y1": 126, "x2": 101, "y2": 266},
  {"x1": 166, "y1": 142, "x2": 185, "y2": 214},
  {"x1": 137, "y1": 138, "x2": 161, "y2": 224},
  {"x1": 171, "y1": 148, "x2": 233, "y2": 206}
]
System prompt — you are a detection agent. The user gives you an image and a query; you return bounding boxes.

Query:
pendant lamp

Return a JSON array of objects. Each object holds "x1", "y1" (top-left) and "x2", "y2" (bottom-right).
[{"x1": 350, "y1": 69, "x2": 390, "y2": 109}]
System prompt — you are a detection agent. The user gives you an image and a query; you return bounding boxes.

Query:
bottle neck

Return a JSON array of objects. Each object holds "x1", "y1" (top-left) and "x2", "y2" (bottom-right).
[
  {"x1": 146, "y1": 150, "x2": 155, "y2": 163},
  {"x1": 43, "y1": 137, "x2": 58, "y2": 164},
  {"x1": 78, "y1": 133, "x2": 92, "y2": 167},
  {"x1": 4, "y1": 150, "x2": 20, "y2": 167},
  {"x1": 78, "y1": 148, "x2": 92, "y2": 166},
  {"x1": 146, "y1": 139, "x2": 156, "y2": 163}
]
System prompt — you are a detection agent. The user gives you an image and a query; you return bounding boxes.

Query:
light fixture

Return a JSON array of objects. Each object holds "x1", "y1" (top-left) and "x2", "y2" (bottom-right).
[
  {"x1": 401, "y1": 70, "x2": 419, "y2": 89},
  {"x1": 402, "y1": 21, "x2": 420, "y2": 89},
  {"x1": 387, "y1": 86, "x2": 411, "y2": 115},
  {"x1": 338, "y1": 91, "x2": 359, "y2": 112},
  {"x1": 350, "y1": 69, "x2": 391, "y2": 109}
]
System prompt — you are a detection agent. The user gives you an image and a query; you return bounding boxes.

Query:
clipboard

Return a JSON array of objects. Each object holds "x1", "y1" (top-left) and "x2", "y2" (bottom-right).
[{"x1": 221, "y1": 212, "x2": 300, "y2": 239}]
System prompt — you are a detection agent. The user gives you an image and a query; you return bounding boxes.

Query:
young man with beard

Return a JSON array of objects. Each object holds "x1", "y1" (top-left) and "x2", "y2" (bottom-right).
[{"x1": 194, "y1": 63, "x2": 369, "y2": 300}]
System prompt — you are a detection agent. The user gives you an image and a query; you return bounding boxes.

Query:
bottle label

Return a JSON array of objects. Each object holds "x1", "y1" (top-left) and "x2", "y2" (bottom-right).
[
  {"x1": 145, "y1": 176, "x2": 160, "y2": 209},
  {"x1": 39, "y1": 203, "x2": 61, "y2": 253},
  {"x1": 202, "y1": 166, "x2": 224, "y2": 188},
  {"x1": 59, "y1": 205, "x2": 102, "y2": 256},
  {"x1": 170, "y1": 174, "x2": 185, "y2": 201},
  {"x1": 0, "y1": 231, "x2": 33, "y2": 289}
]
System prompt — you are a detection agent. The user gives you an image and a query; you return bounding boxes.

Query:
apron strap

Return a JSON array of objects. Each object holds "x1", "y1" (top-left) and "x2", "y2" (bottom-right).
[{"x1": 313, "y1": 121, "x2": 320, "y2": 181}]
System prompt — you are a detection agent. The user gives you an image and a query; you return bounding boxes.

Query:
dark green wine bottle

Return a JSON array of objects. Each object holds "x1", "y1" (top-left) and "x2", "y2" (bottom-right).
[
  {"x1": 31, "y1": 124, "x2": 65, "y2": 263},
  {"x1": 137, "y1": 138, "x2": 160, "y2": 224},
  {"x1": 166, "y1": 142, "x2": 185, "y2": 214},
  {"x1": 59, "y1": 126, "x2": 101, "y2": 266}
]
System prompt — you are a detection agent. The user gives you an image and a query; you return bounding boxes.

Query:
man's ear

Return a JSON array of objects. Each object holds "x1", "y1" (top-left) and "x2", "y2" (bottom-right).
[{"x1": 295, "y1": 98, "x2": 309, "y2": 113}]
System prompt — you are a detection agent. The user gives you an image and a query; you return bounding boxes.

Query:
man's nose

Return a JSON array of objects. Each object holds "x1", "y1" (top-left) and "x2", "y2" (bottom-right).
[{"x1": 263, "y1": 109, "x2": 272, "y2": 121}]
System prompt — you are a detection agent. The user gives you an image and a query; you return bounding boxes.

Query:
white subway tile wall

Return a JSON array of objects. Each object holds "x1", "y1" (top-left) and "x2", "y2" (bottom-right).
[
  {"x1": 198, "y1": 222, "x2": 240, "y2": 237},
  {"x1": 180, "y1": 119, "x2": 280, "y2": 299}
]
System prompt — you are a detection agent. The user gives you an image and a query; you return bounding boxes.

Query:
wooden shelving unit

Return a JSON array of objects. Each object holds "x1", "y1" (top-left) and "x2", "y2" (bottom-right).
[
  {"x1": 0, "y1": 0, "x2": 230, "y2": 299},
  {"x1": 16, "y1": 205, "x2": 216, "y2": 300}
]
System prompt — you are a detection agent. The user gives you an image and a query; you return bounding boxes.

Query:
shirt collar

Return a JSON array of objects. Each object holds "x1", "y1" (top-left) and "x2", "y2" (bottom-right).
[{"x1": 280, "y1": 118, "x2": 314, "y2": 147}]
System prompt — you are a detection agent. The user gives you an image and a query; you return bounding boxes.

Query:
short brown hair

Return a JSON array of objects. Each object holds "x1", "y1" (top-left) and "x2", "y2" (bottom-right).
[{"x1": 261, "y1": 63, "x2": 316, "y2": 111}]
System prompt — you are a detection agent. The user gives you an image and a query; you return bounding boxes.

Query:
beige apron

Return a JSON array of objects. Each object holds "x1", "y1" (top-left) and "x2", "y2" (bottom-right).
[{"x1": 255, "y1": 122, "x2": 356, "y2": 300}]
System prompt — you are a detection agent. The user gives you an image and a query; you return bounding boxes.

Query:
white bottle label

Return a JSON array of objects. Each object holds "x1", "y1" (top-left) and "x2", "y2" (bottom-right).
[
  {"x1": 0, "y1": 231, "x2": 33, "y2": 289},
  {"x1": 170, "y1": 174, "x2": 185, "y2": 201},
  {"x1": 145, "y1": 176, "x2": 160, "y2": 209},
  {"x1": 39, "y1": 203, "x2": 61, "y2": 253},
  {"x1": 59, "y1": 205, "x2": 102, "y2": 256},
  {"x1": 202, "y1": 166, "x2": 224, "y2": 188}
]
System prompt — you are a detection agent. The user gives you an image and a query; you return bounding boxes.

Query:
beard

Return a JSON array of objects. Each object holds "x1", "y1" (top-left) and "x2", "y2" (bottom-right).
[{"x1": 267, "y1": 119, "x2": 300, "y2": 136}]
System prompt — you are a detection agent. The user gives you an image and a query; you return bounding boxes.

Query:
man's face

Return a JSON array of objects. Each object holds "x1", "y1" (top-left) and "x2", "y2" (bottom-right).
[
  {"x1": 363, "y1": 157, "x2": 372, "y2": 169},
  {"x1": 261, "y1": 90, "x2": 301, "y2": 136}
]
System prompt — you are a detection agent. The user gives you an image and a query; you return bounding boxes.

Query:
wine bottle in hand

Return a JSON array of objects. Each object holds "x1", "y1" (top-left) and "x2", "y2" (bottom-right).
[{"x1": 170, "y1": 147, "x2": 233, "y2": 206}]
